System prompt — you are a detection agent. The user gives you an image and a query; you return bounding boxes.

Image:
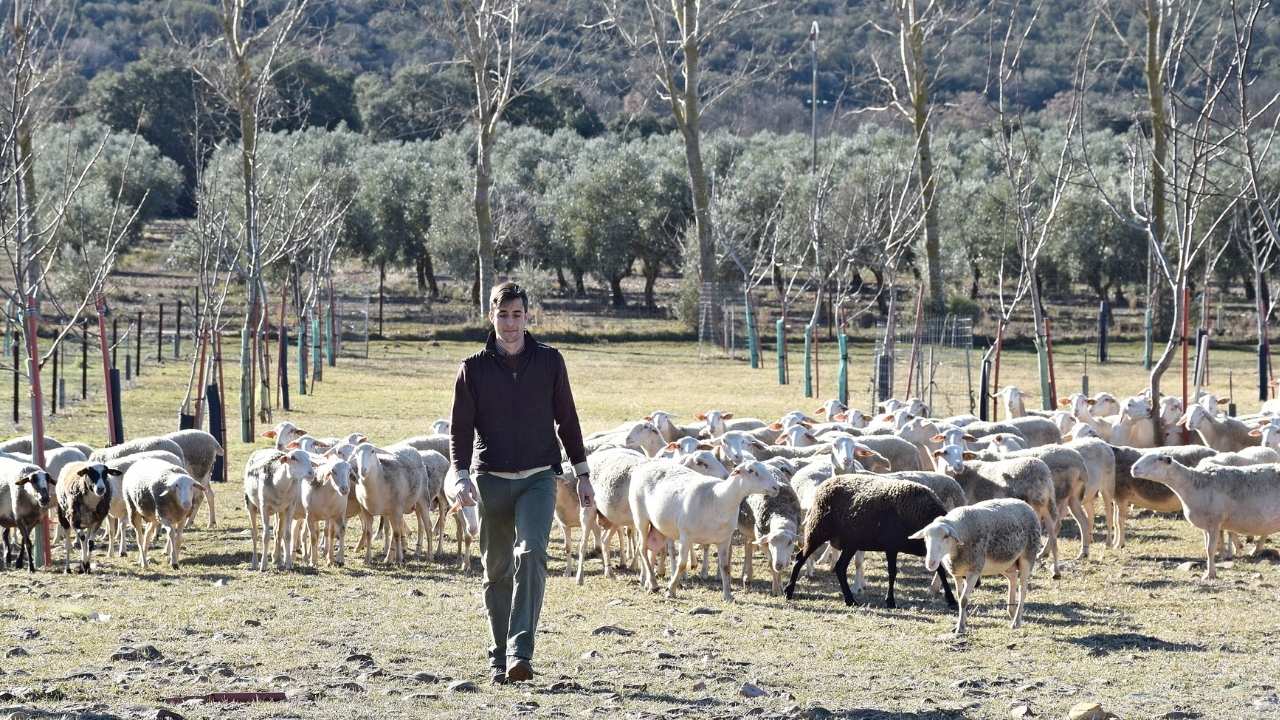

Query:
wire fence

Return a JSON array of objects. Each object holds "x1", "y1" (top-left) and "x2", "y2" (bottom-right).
[{"x1": 871, "y1": 314, "x2": 975, "y2": 416}]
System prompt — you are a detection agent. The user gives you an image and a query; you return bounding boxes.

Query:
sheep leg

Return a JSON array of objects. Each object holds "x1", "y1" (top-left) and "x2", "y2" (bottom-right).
[
  {"x1": 334, "y1": 517, "x2": 347, "y2": 567},
  {"x1": 832, "y1": 548, "x2": 858, "y2": 607},
  {"x1": 1082, "y1": 491, "x2": 1099, "y2": 547},
  {"x1": 80, "y1": 528, "x2": 93, "y2": 573},
  {"x1": 205, "y1": 479, "x2": 217, "y2": 527},
  {"x1": 741, "y1": 537, "x2": 753, "y2": 590},
  {"x1": 1068, "y1": 496, "x2": 1090, "y2": 561},
  {"x1": 717, "y1": 539, "x2": 734, "y2": 603},
  {"x1": 247, "y1": 501, "x2": 259, "y2": 570},
  {"x1": 785, "y1": 542, "x2": 822, "y2": 600},
  {"x1": 955, "y1": 572, "x2": 978, "y2": 635},
  {"x1": 935, "y1": 567, "x2": 957, "y2": 609},
  {"x1": 170, "y1": 524, "x2": 184, "y2": 569},
  {"x1": 575, "y1": 505, "x2": 595, "y2": 586},
  {"x1": 1203, "y1": 527, "x2": 1219, "y2": 580},
  {"x1": 665, "y1": 535, "x2": 689, "y2": 598},
  {"x1": 1114, "y1": 502, "x2": 1128, "y2": 549},
  {"x1": 259, "y1": 505, "x2": 274, "y2": 573},
  {"x1": 635, "y1": 522, "x2": 658, "y2": 592},
  {"x1": 62, "y1": 525, "x2": 72, "y2": 574},
  {"x1": 132, "y1": 514, "x2": 149, "y2": 570},
  {"x1": 851, "y1": 550, "x2": 866, "y2": 594},
  {"x1": 883, "y1": 551, "x2": 899, "y2": 609},
  {"x1": 699, "y1": 544, "x2": 709, "y2": 579},
  {"x1": 1011, "y1": 558, "x2": 1030, "y2": 629},
  {"x1": 1253, "y1": 535, "x2": 1269, "y2": 557},
  {"x1": 1005, "y1": 569, "x2": 1018, "y2": 618},
  {"x1": 306, "y1": 519, "x2": 320, "y2": 567},
  {"x1": 561, "y1": 521, "x2": 574, "y2": 578},
  {"x1": 1038, "y1": 512, "x2": 1061, "y2": 579}
]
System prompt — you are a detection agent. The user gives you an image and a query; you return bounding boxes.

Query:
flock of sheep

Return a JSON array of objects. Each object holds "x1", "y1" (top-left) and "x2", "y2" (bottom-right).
[{"x1": 2, "y1": 383, "x2": 1278, "y2": 635}]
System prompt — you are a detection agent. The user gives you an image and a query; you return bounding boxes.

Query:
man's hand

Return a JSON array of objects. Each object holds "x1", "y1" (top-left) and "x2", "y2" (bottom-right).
[
  {"x1": 454, "y1": 475, "x2": 479, "y2": 507},
  {"x1": 576, "y1": 475, "x2": 595, "y2": 508}
]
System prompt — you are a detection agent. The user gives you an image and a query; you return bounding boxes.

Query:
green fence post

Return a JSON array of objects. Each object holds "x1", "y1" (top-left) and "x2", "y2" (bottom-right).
[
  {"x1": 803, "y1": 324, "x2": 813, "y2": 398},
  {"x1": 776, "y1": 319, "x2": 786, "y2": 385},
  {"x1": 837, "y1": 333, "x2": 849, "y2": 406},
  {"x1": 746, "y1": 299, "x2": 759, "y2": 369}
]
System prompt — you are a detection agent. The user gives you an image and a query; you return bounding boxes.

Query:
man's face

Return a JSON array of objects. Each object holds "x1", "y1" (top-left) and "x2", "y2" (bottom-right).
[{"x1": 491, "y1": 298, "x2": 527, "y2": 344}]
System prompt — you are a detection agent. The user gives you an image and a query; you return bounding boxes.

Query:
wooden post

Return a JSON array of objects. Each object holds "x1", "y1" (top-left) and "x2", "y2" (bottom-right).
[
  {"x1": 80, "y1": 320, "x2": 87, "y2": 400},
  {"x1": 1182, "y1": 286, "x2": 1190, "y2": 443},
  {"x1": 174, "y1": 299, "x2": 182, "y2": 359},
  {"x1": 905, "y1": 289, "x2": 925, "y2": 400},
  {"x1": 992, "y1": 319, "x2": 1006, "y2": 410},
  {"x1": 1045, "y1": 317, "x2": 1058, "y2": 409}
]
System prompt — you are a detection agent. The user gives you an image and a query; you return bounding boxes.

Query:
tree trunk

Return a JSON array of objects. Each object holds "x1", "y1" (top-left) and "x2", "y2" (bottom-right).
[
  {"x1": 1145, "y1": 0, "x2": 1169, "y2": 337},
  {"x1": 1148, "y1": 274, "x2": 1185, "y2": 434},
  {"x1": 556, "y1": 266, "x2": 569, "y2": 292},
  {"x1": 471, "y1": 261, "x2": 480, "y2": 308},
  {"x1": 609, "y1": 276, "x2": 626, "y2": 307},
  {"x1": 378, "y1": 260, "x2": 386, "y2": 337},
  {"x1": 643, "y1": 262, "x2": 659, "y2": 310},
  {"x1": 474, "y1": 125, "x2": 497, "y2": 316},
  {"x1": 902, "y1": 1, "x2": 944, "y2": 310},
  {"x1": 969, "y1": 263, "x2": 980, "y2": 300},
  {"x1": 573, "y1": 269, "x2": 585, "y2": 297},
  {"x1": 415, "y1": 257, "x2": 425, "y2": 292},
  {"x1": 424, "y1": 252, "x2": 439, "y2": 300}
]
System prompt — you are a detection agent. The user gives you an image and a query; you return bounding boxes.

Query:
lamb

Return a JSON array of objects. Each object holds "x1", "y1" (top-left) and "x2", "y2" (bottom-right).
[
  {"x1": 443, "y1": 468, "x2": 481, "y2": 573},
  {"x1": 1110, "y1": 397, "x2": 1158, "y2": 448},
  {"x1": 261, "y1": 421, "x2": 309, "y2": 449},
  {"x1": 163, "y1": 430, "x2": 224, "y2": 528},
  {"x1": 745, "y1": 482, "x2": 803, "y2": 596},
  {"x1": 90, "y1": 436, "x2": 189, "y2": 470},
  {"x1": 644, "y1": 411, "x2": 702, "y2": 442},
  {"x1": 961, "y1": 421, "x2": 1028, "y2": 443},
  {"x1": 300, "y1": 457, "x2": 352, "y2": 567},
  {"x1": 0, "y1": 460, "x2": 53, "y2": 571},
  {"x1": 0, "y1": 447, "x2": 88, "y2": 496},
  {"x1": 585, "y1": 448, "x2": 651, "y2": 579},
  {"x1": 1000, "y1": 416, "x2": 1062, "y2": 447},
  {"x1": 783, "y1": 473, "x2": 957, "y2": 609},
  {"x1": 931, "y1": 450, "x2": 1060, "y2": 577},
  {"x1": 749, "y1": 442, "x2": 833, "y2": 461},
  {"x1": 1197, "y1": 446, "x2": 1280, "y2": 467},
  {"x1": 1109, "y1": 444, "x2": 1217, "y2": 549},
  {"x1": 54, "y1": 462, "x2": 120, "y2": 573},
  {"x1": 1131, "y1": 453, "x2": 1280, "y2": 579},
  {"x1": 910, "y1": 498, "x2": 1042, "y2": 634},
  {"x1": 995, "y1": 386, "x2": 1030, "y2": 419},
  {"x1": 629, "y1": 459, "x2": 780, "y2": 602},
  {"x1": 431, "y1": 419, "x2": 451, "y2": 435},
  {"x1": 655, "y1": 436, "x2": 702, "y2": 459},
  {"x1": 348, "y1": 443, "x2": 419, "y2": 565},
  {"x1": 101, "y1": 450, "x2": 186, "y2": 557},
  {"x1": 122, "y1": 458, "x2": 197, "y2": 570},
  {"x1": 978, "y1": 440, "x2": 1093, "y2": 562},
  {"x1": 1159, "y1": 397, "x2": 1185, "y2": 445},
  {"x1": 554, "y1": 466, "x2": 600, "y2": 583},
  {"x1": 1061, "y1": 393, "x2": 1116, "y2": 441},
  {"x1": 0, "y1": 435, "x2": 62, "y2": 454},
  {"x1": 1061, "y1": 437, "x2": 1118, "y2": 547},
  {"x1": 694, "y1": 409, "x2": 736, "y2": 438},
  {"x1": 843, "y1": 434, "x2": 922, "y2": 471},
  {"x1": 1179, "y1": 404, "x2": 1259, "y2": 453},
  {"x1": 584, "y1": 421, "x2": 665, "y2": 457},
  {"x1": 1091, "y1": 392, "x2": 1121, "y2": 417},
  {"x1": 397, "y1": 434, "x2": 450, "y2": 457},
  {"x1": 244, "y1": 449, "x2": 315, "y2": 571}
]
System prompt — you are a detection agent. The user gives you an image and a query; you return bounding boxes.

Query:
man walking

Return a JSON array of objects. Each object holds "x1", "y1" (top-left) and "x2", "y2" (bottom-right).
[{"x1": 449, "y1": 282, "x2": 594, "y2": 684}]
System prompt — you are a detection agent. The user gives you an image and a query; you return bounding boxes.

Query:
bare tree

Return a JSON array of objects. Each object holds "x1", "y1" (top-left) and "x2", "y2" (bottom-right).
[
  {"x1": 863, "y1": 0, "x2": 985, "y2": 309},
  {"x1": 184, "y1": 0, "x2": 311, "y2": 440},
  {"x1": 596, "y1": 0, "x2": 781, "y2": 322},
  {"x1": 440, "y1": 0, "x2": 569, "y2": 314},
  {"x1": 1081, "y1": 1, "x2": 1240, "y2": 426},
  {"x1": 1225, "y1": 0, "x2": 1280, "y2": 400}
]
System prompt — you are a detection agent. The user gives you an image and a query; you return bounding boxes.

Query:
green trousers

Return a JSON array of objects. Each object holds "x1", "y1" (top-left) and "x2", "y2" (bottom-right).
[{"x1": 475, "y1": 469, "x2": 557, "y2": 670}]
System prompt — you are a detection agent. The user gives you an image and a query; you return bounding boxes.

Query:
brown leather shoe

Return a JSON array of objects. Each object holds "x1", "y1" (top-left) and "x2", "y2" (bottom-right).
[{"x1": 505, "y1": 658, "x2": 533, "y2": 683}]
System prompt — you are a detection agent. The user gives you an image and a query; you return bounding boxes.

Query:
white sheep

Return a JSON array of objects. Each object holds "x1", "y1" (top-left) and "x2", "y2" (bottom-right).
[
  {"x1": 0, "y1": 460, "x2": 53, "y2": 571},
  {"x1": 585, "y1": 421, "x2": 666, "y2": 457},
  {"x1": 101, "y1": 450, "x2": 185, "y2": 557},
  {"x1": 1131, "y1": 453, "x2": 1280, "y2": 579},
  {"x1": 443, "y1": 468, "x2": 481, "y2": 573},
  {"x1": 745, "y1": 482, "x2": 802, "y2": 596},
  {"x1": 431, "y1": 419, "x2": 451, "y2": 435},
  {"x1": 629, "y1": 459, "x2": 780, "y2": 602},
  {"x1": 122, "y1": 458, "x2": 196, "y2": 570},
  {"x1": 1179, "y1": 404, "x2": 1259, "y2": 453},
  {"x1": 244, "y1": 449, "x2": 314, "y2": 571},
  {"x1": 261, "y1": 421, "x2": 309, "y2": 450},
  {"x1": 348, "y1": 443, "x2": 417, "y2": 565},
  {"x1": 0, "y1": 435, "x2": 62, "y2": 454},
  {"x1": 164, "y1": 430, "x2": 224, "y2": 528},
  {"x1": 911, "y1": 498, "x2": 1042, "y2": 634},
  {"x1": 301, "y1": 457, "x2": 351, "y2": 567}
]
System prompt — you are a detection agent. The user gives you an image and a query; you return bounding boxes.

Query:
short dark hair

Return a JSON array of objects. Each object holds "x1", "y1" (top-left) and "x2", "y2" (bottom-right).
[{"x1": 489, "y1": 281, "x2": 529, "y2": 312}]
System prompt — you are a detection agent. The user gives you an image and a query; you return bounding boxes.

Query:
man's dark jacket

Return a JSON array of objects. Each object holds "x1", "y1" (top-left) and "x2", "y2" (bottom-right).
[{"x1": 449, "y1": 331, "x2": 587, "y2": 475}]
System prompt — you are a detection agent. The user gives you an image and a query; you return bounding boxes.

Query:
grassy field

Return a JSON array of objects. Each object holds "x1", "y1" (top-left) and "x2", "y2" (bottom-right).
[{"x1": 2, "y1": 336, "x2": 1279, "y2": 719}]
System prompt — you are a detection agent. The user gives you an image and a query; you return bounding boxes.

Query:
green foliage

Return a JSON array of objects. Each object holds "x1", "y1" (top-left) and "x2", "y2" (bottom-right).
[{"x1": 270, "y1": 56, "x2": 362, "y2": 133}]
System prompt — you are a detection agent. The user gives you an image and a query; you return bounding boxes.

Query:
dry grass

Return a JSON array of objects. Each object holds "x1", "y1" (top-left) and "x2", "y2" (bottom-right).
[{"x1": 1, "y1": 335, "x2": 1278, "y2": 719}]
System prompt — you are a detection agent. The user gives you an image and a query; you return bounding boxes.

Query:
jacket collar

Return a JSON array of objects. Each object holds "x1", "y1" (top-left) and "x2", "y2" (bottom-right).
[{"x1": 484, "y1": 330, "x2": 538, "y2": 359}]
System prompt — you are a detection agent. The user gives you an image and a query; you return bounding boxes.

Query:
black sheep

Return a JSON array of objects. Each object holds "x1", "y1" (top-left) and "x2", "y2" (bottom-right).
[{"x1": 784, "y1": 473, "x2": 957, "y2": 609}]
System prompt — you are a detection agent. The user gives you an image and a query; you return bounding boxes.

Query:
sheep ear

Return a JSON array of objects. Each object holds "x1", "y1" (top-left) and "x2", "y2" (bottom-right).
[
  {"x1": 695, "y1": 412, "x2": 708, "y2": 421},
  {"x1": 854, "y1": 449, "x2": 874, "y2": 458},
  {"x1": 768, "y1": 422, "x2": 782, "y2": 430},
  {"x1": 723, "y1": 413, "x2": 734, "y2": 420},
  {"x1": 262, "y1": 430, "x2": 277, "y2": 439},
  {"x1": 1063, "y1": 434, "x2": 1075, "y2": 442},
  {"x1": 962, "y1": 451, "x2": 978, "y2": 460},
  {"x1": 285, "y1": 440, "x2": 301, "y2": 449},
  {"x1": 931, "y1": 449, "x2": 943, "y2": 457},
  {"x1": 963, "y1": 434, "x2": 977, "y2": 441},
  {"x1": 930, "y1": 434, "x2": 945, "y2": 442},
  {"x1": 1218, "y1": 398, "x2": 1229, "y2": 404},
  {"x1": 880, "y1": 414, "x2": 893, "y2": 421},
  {"x1": 1057, "y1": 398, "x2": 1071, "y2": 407},
  {"x1": 1086, "y1": 398, "x2": 1097, "y2": 405},
  {"x1": 353, "y1": 435, "x2": 367, "y2": 443},
  {"x1": 907, "y1": 528, "x2": 928, "y2": 540},
  {"x1": 1249, "y1": 429, "x2": 1262, "y2": 437},
  {"x1": 832, "y1": 412, "x2": 847, "y2": 421},
  {"x1": 815, "y1": 407, "x2": 826, "y2": 415},
  {"x1": 107, "y1": 468, "x2": 123, "y2": 476},
  {"x1": 697, "y1": 442, "x2": 714, "y2": 451},
  {"x1": 77, "y1": 466, "x2": 94, "y2": 477},
  {"x1": 644, "y1": 414, "x2": 654, "y2": 421},
  {"x1": 664, "y1": 441, "x2": 678, "y2": 450}
]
